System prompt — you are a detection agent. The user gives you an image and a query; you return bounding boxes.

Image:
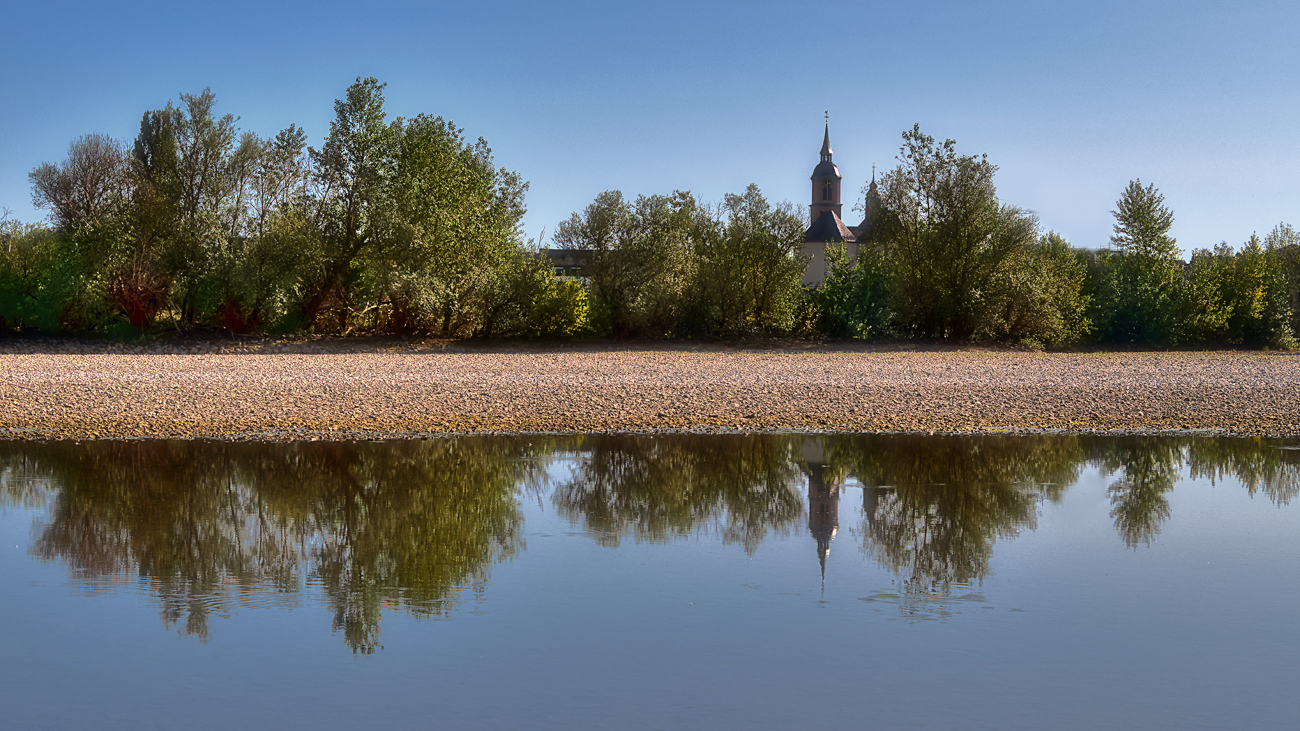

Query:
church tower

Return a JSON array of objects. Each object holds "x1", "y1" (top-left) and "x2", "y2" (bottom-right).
[
  {"x1": 802, "y1": 120, "x2": 857, "y2": 286},
  {"x1": 853, "y1": 165, "x2": 883, "y2": 244},
  {"x1": 810, "y1": 124, "x2": 843, "y2": 222}
]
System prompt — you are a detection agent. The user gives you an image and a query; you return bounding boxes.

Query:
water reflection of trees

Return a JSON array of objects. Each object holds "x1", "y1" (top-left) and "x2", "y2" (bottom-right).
[
  {"x1": 1187, "y1": 438, "x2": 1300, "y2": 506},
  {"x1": 552, "y1": 435, "x2": 805, "y2": 551},
  {"x1": 828, "y1": 435, "x2": 1085, "y2": 589},
  {"x1": 1, "y1": 434, "x2": 1297, "y2": 647},
  {"x1": 1095, "y1": 437, "x2": 1182, "y2": 547},
  {"x1": 0, "y1": 438, "x2": 550, "y2": 653},
  {"x1": 1096, "y1": 437, "x2": 1300, "y2": 547}
]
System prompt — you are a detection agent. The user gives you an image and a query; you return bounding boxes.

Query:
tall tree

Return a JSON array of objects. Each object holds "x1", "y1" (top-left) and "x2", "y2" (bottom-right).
[
  {"x1": 303, "y1": 77, "x2": 400, "y2": 329},
  {"x1": 875, "y1": 125, "x2": 1035, "y2": 339},
  {"x1": 28, "y1": 134, "x2": 130, "y2": 230},
  {"x1": 1101, "y1": 179, "x2": 1186, "y2": 343}
]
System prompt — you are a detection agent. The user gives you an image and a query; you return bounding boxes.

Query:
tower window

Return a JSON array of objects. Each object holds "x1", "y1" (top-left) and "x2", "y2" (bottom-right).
[{"x1": 823, "y1": 180, "x2": 832, "y2": 201}]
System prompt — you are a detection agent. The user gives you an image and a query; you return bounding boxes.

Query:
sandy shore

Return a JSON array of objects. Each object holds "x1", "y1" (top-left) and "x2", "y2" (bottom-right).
[{"x1": 0, "y1": 341, "x2": 1297, "y2": 440}]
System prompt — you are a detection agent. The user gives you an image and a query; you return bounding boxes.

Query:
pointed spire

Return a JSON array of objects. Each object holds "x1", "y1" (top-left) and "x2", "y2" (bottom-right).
[
  {"x1": 820, "y1": 113, "x2": 832, "y2": 161},
  {"x1": 819, "y1": 543, "x2": 828, "y2": 592}
]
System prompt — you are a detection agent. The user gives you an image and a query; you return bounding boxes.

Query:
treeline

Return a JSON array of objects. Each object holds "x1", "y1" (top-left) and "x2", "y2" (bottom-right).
[
  {"x1": 2, "y1": 84, "x2": 1298, "y2": 347},
  {"x1": 558, "y1": 126, "x2": 1299, "y2": 347},
  {"x1": 2, "y1": 78, "x2": 562, "y2": 338}
]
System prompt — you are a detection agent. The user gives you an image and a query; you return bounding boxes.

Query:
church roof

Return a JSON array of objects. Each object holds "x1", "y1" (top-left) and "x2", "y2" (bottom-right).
[
  {"x1": 804, "y1": 209, "x2": 856, "y2": 243},
  {"x1": 811, "y1": 122, "x2": 841, "y2": 179},
  {"x1": 812, "y1": 159, "x2": 841, "y2": 179}
]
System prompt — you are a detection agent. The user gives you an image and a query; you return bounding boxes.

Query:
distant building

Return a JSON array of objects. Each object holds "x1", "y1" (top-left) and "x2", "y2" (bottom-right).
[
  {"x1": 801, "y1": 123, "x2": 880, "y2": 285},
  {"x1": 541, "y1": 248, "x2": 589, "y2": 279}
]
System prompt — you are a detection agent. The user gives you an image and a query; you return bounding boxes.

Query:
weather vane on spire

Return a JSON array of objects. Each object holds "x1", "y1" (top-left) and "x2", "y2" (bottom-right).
[{"x1": 824, "y1": 110, "x2": 829, "y2": 124}]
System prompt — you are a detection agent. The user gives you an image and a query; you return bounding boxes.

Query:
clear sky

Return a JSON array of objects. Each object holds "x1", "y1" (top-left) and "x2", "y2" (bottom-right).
[{"x1": 2, "y1": 0, "x2": 1296, "y2": 253}]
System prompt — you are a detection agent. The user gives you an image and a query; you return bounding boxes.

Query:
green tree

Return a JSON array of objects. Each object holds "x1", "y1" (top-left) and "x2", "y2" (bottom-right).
[
  {"x1": 553, "y1": 190, "x2": 700, "y2": 336},
  {"x1": 980, "y1": 231, "x2": 1092, "y2": 347},
  {"x1": 302, "y1": 76, "x2": 401, "y2": 330},
  {"x1": 874, "y1": 125, "x2": 1037, "y2": 339},
  {"x1": 381, "y1": 113, "x2": 533, "y2": 336},
  {"x1": 809, "y1": 241, "x2": 892, "y2": 338},
  {"x1": 0, "y1": 213, "x2": 58, "y2": 331},
  {"x1": 1264, "y1": 223, "x2": 1300, "y2": 341},
  {"x1": 1099, "y1": 179, "x2": 1186, "y2": 343},
  {"x1": 692, "y1": 184, "x2": 806, "y2": 335}
]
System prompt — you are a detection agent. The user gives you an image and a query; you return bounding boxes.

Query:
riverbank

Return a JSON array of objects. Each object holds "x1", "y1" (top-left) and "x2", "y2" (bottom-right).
[{"x1": 1, "y1": 341, "x2": 1297, "y2": 440}]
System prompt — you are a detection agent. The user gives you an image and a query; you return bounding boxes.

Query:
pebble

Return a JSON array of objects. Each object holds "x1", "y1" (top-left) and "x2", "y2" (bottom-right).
[{"x1": 0, "y1": 339, "x2": 1297, "y2": 440}]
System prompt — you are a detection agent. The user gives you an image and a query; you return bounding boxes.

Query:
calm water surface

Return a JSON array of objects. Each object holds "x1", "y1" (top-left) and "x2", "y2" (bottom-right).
[{"x1": 1, "y1": 434, "x2": 1297, "y2": 729}]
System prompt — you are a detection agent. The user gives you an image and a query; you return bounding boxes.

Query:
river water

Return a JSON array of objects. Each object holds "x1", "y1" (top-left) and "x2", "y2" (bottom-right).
[{"x1": 1, "y1": 434, "x2": 1296, "y2": 729}]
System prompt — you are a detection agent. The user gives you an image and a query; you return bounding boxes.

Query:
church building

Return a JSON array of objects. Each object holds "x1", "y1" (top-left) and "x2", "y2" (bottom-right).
[{"x1": 801, "y1": 123, "x2": 880, "y2": 285}]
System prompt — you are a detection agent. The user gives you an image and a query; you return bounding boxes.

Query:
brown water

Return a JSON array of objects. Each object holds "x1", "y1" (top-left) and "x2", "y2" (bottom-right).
[{"x1": 1, "y1": 434, "x2": 1296, "y2": 729}]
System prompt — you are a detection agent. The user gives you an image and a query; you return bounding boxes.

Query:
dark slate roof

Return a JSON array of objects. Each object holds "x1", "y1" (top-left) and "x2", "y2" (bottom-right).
[
  {"x1": 804, "y1": 210, "x2": 856, "y2": 243},
  {"x1": 541, "y1": 248, "x2": 591, "y2": 266},
  {"x1": 812, "y1": 159, "x2": 841, "y2": 179}
]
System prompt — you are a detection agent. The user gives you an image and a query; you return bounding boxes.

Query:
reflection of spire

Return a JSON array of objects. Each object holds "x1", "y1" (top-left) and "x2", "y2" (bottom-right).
[{"x1": 805, "y1": 463, "x2": 840, "y2": 587}]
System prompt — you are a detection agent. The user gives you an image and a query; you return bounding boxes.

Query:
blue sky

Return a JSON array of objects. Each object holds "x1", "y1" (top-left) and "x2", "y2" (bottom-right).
[{"x1": 2, "y1": 0, "x2": 1296, "y2": 253}]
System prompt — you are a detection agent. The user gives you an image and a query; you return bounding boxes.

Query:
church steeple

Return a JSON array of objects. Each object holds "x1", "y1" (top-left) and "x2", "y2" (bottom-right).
[
  {"x1": 854, "y1": 162, "x2": 883, "y2": 243},
  {"x1": 809, "y1": 120, "x2": 843, "y2": 224}
]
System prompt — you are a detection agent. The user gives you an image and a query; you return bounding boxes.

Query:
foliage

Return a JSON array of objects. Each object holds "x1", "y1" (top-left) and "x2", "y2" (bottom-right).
[
  {"x1": 979, "y1": 232, "x2": 1092, "y2": 347},
  {"x1": 691, "y1": 184, "x2": 807, "y2": 336},
  {"x1": 1266, "y1": 223, "x2": 1300, "y2": 337},
  {"x1": 808, "y1": 242, "x2": 892, "y2": 338},
  {"x1": 1094, "y1": 180, "x2": 1186, "y2": 344},
  {"x1": 7, "y1": 109, "x2": 1300, "y2": 347},
  {"x1": 1183, "y1": 237, "x2": 1294, "y2": 347},
  {"x1": 553, "y1": 190, "x2": 699, "y2": 336},
  {"x1": 873, "y1": 125, "x2": 1038, "y2": 339},
  {"x1": 527, "y1": 276, "x2": 590, "y2": 337}
]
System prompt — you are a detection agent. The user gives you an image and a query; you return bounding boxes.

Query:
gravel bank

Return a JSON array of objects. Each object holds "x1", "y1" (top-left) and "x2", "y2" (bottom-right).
[{"x1": 1, "y1": 341, "x2": 1297, "y2": 440}]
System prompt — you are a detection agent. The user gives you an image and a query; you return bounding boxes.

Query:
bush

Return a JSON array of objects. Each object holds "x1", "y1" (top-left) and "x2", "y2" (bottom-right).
[
  {"x1": 980, "y1": 232, "x2": 1092, "y2": 347},
  {"x1": 810, "y1": 242, "x2": 892, "y2": 339},
  {"x1": 527, "y1": 277, "x2": 590, "y2": 337}
]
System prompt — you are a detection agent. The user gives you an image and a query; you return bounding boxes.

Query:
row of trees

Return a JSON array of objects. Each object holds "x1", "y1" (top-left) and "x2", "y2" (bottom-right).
[
  {"x1": 560, "y1": 124, "x2": 1298, "y2": 347},
  {"x1": 2, "y1": 90, "x2": 1297, "y2": 346},
  {"x1": 3, "y1": 79, "x2": 561, "y2": 338}
]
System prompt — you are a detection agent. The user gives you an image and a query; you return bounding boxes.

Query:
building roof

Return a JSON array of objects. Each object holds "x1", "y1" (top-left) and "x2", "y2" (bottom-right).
[
  {"x1": 540, "y1": 248, "x2": 591, "y2": 266},
  {"x1": 812, "y1": 159, "x2": 841, "y2": 179},
  {"x1": 804, "y1": 209, "x2": 856, "y2": 243},
  {"x1": 811, "y1": 122, "x2": 840, "y2": 179}
]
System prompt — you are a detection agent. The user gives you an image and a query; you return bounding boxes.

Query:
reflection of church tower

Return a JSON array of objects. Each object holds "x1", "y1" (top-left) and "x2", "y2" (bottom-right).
[
  {"x1": 861, "y1": 485, "x2": 885, "y2": 537},
  {"x1": 805, "y1": 462, "x2": 841, "y2": 583}
]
